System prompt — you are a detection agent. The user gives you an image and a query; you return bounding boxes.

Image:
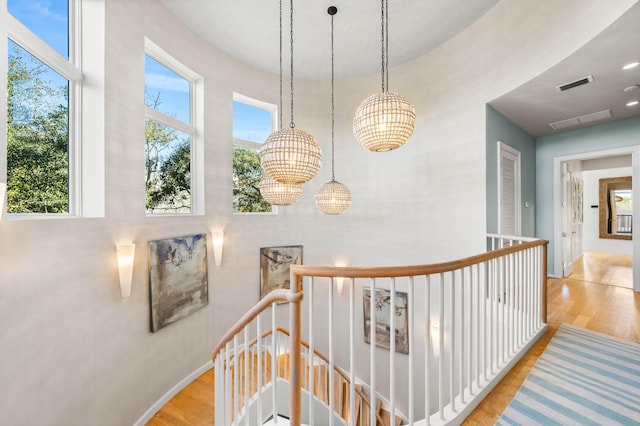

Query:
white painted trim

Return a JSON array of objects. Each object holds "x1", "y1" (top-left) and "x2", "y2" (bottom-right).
[
  {"x1": 133, "y1": 360, "x2": 213, "y2": 426},
  {"x1": 552, "y1": 146, "x2": 640, "y2": 292}
]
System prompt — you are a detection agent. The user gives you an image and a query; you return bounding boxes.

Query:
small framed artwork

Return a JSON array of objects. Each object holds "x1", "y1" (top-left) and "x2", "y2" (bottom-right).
[
  {"x1": 149, "y1": 234, "x2": 209, "y2": 332},
  {"x1": 260, "y1": 245, "x2": 303, "y2": 299},
  {"x1": 363, "y1": 288, "x2": 409, "y2": 354}
]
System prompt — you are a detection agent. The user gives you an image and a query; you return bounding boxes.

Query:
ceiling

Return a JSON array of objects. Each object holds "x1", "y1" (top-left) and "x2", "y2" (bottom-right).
[
  {"x1": 159, "y1": 0, "x2": 499, "y2": 80},
  {"x1": 490, "y1": 2, "x2": 640, "y2": 137},
  {"x1": 160, "y1": 0, "x2": 640, "y2": 137}
]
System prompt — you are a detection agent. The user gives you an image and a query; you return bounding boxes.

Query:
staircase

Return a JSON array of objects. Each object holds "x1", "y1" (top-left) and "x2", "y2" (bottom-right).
[
  {"x1": 223, "y1": 328, "x2": 402, "y2": 425},
  {"x1": 212, "y1": 234, "x2": 549, "y2": 425}
]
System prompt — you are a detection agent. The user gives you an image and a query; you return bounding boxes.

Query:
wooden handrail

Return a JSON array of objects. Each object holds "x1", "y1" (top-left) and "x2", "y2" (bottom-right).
[
  {"x1": 211, "y1": 288, "x2": 302, "y2": 360},
  {"x1": 291, "y1": 238, "x2": 548, "y2": 279}
]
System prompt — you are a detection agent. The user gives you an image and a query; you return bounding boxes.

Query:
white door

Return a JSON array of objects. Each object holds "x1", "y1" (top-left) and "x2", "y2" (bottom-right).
[
  {"x1": 498, "y1": 142, "x2": 521, "y2": 236},
  {"x1": 561, "y1": 163, "x2": 573, "y2": 277}
]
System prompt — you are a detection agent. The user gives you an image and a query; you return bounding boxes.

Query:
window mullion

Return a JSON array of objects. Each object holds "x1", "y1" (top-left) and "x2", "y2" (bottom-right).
[
  {"x1": 7, "y1": 14, "x2": 82, "y2": 82},
  {"x1": 145, "y1": 107, "x2": 193, "y2": 135}
]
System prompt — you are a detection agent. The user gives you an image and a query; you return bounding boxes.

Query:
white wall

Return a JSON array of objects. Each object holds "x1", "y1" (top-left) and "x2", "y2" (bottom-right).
[
  {"x1": 0, "y1": 0, "x2": 637, "y2": 424},
  {"x1": 582, "y1": 167, "x2": 633, "y2": 254}
]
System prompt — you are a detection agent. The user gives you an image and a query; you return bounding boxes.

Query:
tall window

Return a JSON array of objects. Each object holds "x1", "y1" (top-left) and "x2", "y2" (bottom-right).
[
  {"x1": 144, "y1": 40, "x2": 202, "y2": 215},
  {"x1": 233, "y1": 93, "x2": 277, "y2": 213},
  {"x1": 4, "y1": 0, "x2": 104, "y2": 217},
  {"x1": 5, "y1": 0, "x2": 77, "y2": 214}
]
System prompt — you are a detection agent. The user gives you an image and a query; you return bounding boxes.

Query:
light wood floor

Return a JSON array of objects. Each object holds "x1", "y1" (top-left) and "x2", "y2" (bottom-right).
[
  {"x1": 148, "y1": 254, "x2": 640, "y2": 425},
  {"x1": 569, "y1": 251, "x2": 632, "y2": 289}
]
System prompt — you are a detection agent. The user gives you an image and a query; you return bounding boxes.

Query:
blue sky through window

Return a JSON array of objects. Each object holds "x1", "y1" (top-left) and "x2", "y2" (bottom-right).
[
  {"x1": 8, "y1": 39, "x2": 68, "y2": 125},
  {"x1": 233, "y1": 101, "x2": 273, "y2": 143},
  {"x1": 145, "y1": 55, "x2": 191, "y2": 124},
  {"x1": 8, "y1": 0, "x2": 68, "y2": 59}
]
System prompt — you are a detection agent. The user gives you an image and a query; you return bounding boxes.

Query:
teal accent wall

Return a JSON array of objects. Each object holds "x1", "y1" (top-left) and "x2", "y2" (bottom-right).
[
  {"x1": 536, "y1": 116, "x2": 640, "y2": 274},
  {"x1": 486, "y1": 105, "x2": 537, "y2": 236}
]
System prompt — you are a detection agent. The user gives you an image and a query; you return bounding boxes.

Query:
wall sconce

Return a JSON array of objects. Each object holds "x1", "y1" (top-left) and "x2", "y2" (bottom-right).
[
  {"x1": 430, "y1": 321, "x2": 441, "y2": 358},
  {"x1": 0, "y1": 182, "x2": 6, "y2": 220},
  {"x1": 212, "y1": 231, "x2": 224, "y2": 266},
  {"x1": 334, "y1": 262, "x2": 346, "y2": 294},
  {"x1": 116, "y1": 244, "x2": 136, "y2": 298}
]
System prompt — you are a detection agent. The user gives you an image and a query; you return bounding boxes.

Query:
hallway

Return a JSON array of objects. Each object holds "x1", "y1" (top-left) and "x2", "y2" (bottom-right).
[{"x1": 569, "y1": 251, "x2": 632, "y2": 289}]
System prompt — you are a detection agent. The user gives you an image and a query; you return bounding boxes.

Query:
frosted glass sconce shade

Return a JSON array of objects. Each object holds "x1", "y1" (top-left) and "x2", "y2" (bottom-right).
[
  {"x1": 213, "y1": 231, "x2": 224, "y2": 266},
  {"x1": 116, "y1": 244, "x2": 136, "y2": 298}
]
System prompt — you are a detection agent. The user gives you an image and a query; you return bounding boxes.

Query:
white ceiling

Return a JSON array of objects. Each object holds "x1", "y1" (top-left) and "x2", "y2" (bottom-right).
[
  {"x1": 489, "y1": 2, "x2": 640, "y2": 136},
  {"x1": 159, "y1": 0, "x2": 499, "y2": 80},
  {"x1": 160, "y1": 0, "x2": 640, "y2": 137}
]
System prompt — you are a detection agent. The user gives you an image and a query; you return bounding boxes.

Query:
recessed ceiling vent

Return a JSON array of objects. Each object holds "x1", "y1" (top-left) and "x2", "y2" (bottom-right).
[
  {"x1": 548, "y1": 109, "x2": 612, "y2": 130},
  {"x1": 556, "y1": 75, "x2": 594, "y2": 92}
]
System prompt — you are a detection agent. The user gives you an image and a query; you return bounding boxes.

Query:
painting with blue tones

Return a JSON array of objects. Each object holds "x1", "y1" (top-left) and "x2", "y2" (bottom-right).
[{"x1": 149, "y1": 234, "x2": 208, "y2": 332}]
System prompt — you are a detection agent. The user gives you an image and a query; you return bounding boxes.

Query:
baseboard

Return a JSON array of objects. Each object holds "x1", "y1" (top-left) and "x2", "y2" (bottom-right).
[{"x1": 133, "y1": 360, "x2": 213, "y2": 426}]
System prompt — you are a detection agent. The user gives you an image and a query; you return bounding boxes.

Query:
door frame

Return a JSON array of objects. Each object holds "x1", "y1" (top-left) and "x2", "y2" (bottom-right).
[
  {"x1": 498, "y1": 141, "x2": 521, "y2": 236},
  {"x1": 552, "y1": 145, "x2": 640, "y2": 292}
]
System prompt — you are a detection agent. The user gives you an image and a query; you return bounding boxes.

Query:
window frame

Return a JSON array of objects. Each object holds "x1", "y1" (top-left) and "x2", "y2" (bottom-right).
[
  {"x1": 232, "y1": 92, "x2": 278, "y2": 215},
  {"x1": 144, "y1": 38, "x2": 204, "y2": 216},
  {"x1": 2, "y1": 0, "x2": 105, "y2": 219}
]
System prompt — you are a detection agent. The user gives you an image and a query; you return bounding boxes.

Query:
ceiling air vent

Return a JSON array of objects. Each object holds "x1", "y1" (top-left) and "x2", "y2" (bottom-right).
[
  {"x1": 548, "y1": 109, "x2": 612, "y2": 131},
  {"x1": 556, "y1": 75, "x2": 594, "y2": 92}
]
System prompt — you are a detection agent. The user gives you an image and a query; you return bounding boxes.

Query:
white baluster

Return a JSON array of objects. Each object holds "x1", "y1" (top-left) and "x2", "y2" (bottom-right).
[
  {"x1": 349, "y1": 277, "x2": 355, "y2": 426},
  {"x1": 233, "y1": 335, "x2": 238, "y2": 424},
  {"x1": 329, "y1": 277, "x2": 335, "y2": 426},
  {"x1": 390, "y1": 278, "x2": 396, "y2": 425},
  {"x1": 272, "y1": 303, "x2": 277, "y2": 423},
  {"x1": 257, "y1": 315, "x2": 263, "y2": 423},
  {"x1": 309, "y1": 277, "x2": 314, "y2": 426},
  {"x1": 369, "y1": 278, "x2": 376, "y2": 426},
  {"x1": 424, "y1": 274, "x2": 431, "y2": 426},
  {"x1": 244, "y1": 326, "x2": 250, "y2": 425},
  {"x1": 450, "y1": 271, "x2": 456, "y2": 413},
  {"x1": 225, "y1": 342, "x2": 231, "y2": 426},
  {"x1": 460, "y1": 268, "x2": 465, "y2": 404},
  {"x1": 438, "y1": 273, "x2": 444, "y2": 421},
  {"x1": 408, "y1": 276, "x2": 415, "y2": 426}
]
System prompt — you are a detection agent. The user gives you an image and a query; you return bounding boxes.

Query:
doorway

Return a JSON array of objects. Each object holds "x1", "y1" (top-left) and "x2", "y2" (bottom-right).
[{"x1": 553, "y1": 146, "x2": 640, "y2": 292}]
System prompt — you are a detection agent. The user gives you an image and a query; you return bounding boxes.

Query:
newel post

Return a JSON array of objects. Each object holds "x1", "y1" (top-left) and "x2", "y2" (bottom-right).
[{"x1": 289, "y1": 269, "x2": 303, "y2": 425}]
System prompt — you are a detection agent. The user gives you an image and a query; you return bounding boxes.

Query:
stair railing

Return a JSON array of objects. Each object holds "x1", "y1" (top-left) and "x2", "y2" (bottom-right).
[{"x1": 212, "y1": 235, "x2": 548, "y2": 425}]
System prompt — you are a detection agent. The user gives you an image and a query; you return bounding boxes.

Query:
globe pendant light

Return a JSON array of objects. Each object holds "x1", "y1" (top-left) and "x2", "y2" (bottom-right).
[
  {"x1": 316, "y1": 6, "x2": 351, "y2": 215},
  {"x1": 260, "y1": 174, "x2": 303, "y2": 205},
  {"x1": 353, "y1": 0, "x2": 416, "y2": 152},
  {"x1": 260, "y1": 0, "x2": 322, "y2": 184},
  {"x1": 259, "y1": 0, "x2": 304, "y2": 205}
]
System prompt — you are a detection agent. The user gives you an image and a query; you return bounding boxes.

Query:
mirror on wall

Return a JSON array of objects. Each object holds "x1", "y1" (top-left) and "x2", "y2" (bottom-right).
[{"x1": 599, "y1": 176, "x2": 632, "y2": 240}]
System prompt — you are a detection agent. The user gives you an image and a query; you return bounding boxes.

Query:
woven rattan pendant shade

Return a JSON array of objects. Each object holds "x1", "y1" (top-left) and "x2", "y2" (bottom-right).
[
  {"x1": 260, "y1": 128, "x2": 322, "y2": 184},
  {"x1": 259, "y1": 0, "x2": 322, "y2": 186},
  {"x1": 353, "y1": 0, "x2": 416, "y2": 152},
  {"x1": 353, "y1": 91, "x2": 416, "y2": 152},
  {"x1": 315, "y1": 179, "x2": 351, "y2": 215},
  {"x1": 259, "y1": 174, "x2": 303, "y2": 206},
  {"x1": 315, "y1": 6, "x2": 351, "y2": 215}
]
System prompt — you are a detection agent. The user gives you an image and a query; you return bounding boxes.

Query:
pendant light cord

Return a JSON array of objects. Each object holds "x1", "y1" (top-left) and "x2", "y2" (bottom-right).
[
  {"x1": 331, "y1": 12, "x2": 335, "y2": 181},
  {"x1": 380, "y1": 0, "x2": 386, "y2": 93},
  {"x1": 279, "y1": 0, "x2": 283, "y2": 130},
  {"x1": 289, "y1": 0, "x2": 295, "y2": 128},
  {"x1": 385, "y1": 0, "x2": 389, "y2": 91}
]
